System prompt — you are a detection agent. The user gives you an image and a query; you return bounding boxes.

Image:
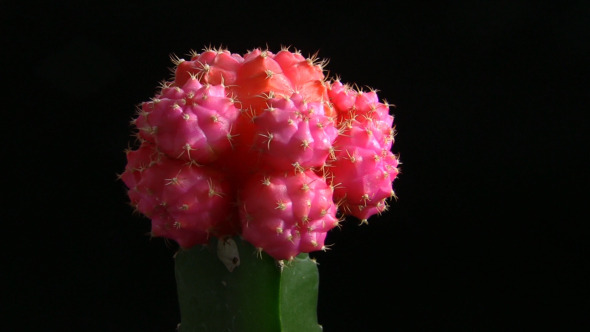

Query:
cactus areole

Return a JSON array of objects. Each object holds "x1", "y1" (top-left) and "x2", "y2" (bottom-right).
[{"x1": 122, "y1": 46, "x2": 400, "y2": 261}]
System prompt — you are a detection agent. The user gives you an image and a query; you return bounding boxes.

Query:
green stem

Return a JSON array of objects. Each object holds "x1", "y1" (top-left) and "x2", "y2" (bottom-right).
[{"x1": 175, "y1": 236, "x2": 323, "y2": 332}]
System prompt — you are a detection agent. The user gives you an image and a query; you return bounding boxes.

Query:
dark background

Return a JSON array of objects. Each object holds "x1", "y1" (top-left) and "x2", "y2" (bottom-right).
[{"x1": 3, "y1": 1, "x2": 587, "y2": 331}]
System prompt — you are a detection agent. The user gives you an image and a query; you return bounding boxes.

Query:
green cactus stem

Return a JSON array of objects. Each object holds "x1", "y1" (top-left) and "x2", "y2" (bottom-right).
[{"x1": 174, "y1": 236, "x2": 323, "y2": 332}]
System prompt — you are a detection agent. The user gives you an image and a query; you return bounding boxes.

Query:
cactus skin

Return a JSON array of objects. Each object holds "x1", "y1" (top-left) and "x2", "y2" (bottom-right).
[
  {"x1": 175, "y1": 237, "x2": 322, "y2": 332},
  {"x1": 251, "y1": 92, "x2": 338, "y2": 172}
]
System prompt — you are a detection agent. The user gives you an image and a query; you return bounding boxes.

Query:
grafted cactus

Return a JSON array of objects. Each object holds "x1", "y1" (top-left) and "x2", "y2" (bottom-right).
[{"x1": 121, "y1": 46, "x2": 399, "y2": 330}]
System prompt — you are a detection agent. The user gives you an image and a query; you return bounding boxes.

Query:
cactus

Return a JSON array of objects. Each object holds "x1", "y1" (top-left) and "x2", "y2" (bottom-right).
[{"x1": 122, "y1": 46, "x2": 399, "y2": 330}]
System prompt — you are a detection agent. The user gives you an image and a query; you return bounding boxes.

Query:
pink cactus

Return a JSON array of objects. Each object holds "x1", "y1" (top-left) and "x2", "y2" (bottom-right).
[
  {"x1": 326, "y1": 82, "x2": 399, "y2": 222},
  {"x1": 122, "y1": 47, "x2": 399, "y2": 260},
  {"x1": 239, "y1": 170, "x2": 339, "y2": 260},
  {"x1": 135, "y1": 77, "x2": 240, "y2": 164},
  {"x1": 121, "y1": 142, "x2": 237, "y2": 247}
]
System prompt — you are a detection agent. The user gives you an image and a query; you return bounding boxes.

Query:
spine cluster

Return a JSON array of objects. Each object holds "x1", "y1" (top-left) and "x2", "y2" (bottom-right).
[{"x1": 121, "y1": 47, "x2": 399, "y2": 260}]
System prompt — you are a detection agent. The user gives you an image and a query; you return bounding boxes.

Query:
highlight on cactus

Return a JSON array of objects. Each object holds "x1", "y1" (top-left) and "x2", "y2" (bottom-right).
[{"x1": 121, "y1": 46, "x2": 400, "y2": 331}]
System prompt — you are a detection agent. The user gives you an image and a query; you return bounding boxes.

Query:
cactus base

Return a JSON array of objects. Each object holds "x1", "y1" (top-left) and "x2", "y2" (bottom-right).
[{"x1": 175, "y1": 236, "x2": 322, "y2": 332}]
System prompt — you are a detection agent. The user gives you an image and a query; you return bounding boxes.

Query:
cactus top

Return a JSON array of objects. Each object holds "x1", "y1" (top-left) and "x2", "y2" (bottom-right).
[{"x1": 121, "y1": 47, "x2": 399, "y2": 260}]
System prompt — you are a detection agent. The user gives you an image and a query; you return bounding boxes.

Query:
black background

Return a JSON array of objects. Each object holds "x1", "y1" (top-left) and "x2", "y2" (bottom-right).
[{"x1": 3, "y1": 1, "x2": 588, "y2": 331}]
